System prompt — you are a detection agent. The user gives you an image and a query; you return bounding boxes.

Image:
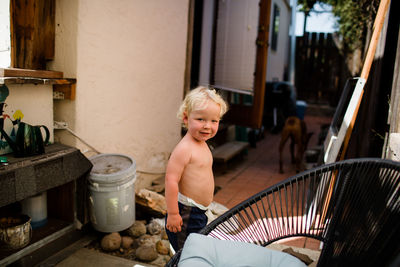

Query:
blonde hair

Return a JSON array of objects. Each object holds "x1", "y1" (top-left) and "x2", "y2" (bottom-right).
[{"x1": 177, "y1": 86, "x2": 228, "y2": 126}]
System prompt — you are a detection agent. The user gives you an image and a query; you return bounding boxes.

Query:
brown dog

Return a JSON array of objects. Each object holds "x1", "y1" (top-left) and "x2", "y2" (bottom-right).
[{"x1": 279, "y1": 116, "x2": 313, "y2": 173}]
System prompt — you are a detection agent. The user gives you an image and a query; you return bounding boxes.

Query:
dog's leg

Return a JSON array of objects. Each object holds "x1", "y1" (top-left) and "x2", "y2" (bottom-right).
[
  {"x1": 290, "y1": 136, "x2": 295, "y2": 164},
  {"x1": 295, "y1": 143, "x2": 304, "y2": 173},
  {"x1": 294, "y1": 133, "x2": 304, "y2": 173},
  {"x1": 279, "y1": 131, "x2": 290, "y2": 173}
]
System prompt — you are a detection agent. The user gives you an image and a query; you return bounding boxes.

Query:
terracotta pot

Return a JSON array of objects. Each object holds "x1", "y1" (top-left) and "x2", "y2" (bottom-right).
[{"x1": 0, "y1": 214, "x2": 32, "y2": 250}]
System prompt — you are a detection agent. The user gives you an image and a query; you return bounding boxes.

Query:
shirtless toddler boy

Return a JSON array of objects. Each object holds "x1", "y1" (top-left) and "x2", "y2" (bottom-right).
[{"x1": 165, "y1": 86, "x2": 228, "y2": 251}]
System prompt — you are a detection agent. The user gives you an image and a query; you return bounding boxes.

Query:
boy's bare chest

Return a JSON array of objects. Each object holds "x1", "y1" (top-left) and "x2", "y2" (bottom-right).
[{"x1": 190, "y1": 147, "x2": 212, "y2": 167}]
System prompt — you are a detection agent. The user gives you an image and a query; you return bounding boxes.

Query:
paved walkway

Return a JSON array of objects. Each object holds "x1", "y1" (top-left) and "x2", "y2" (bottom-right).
[{"x1": 56, "y1": 248, "x2": 152, "y2": 267}]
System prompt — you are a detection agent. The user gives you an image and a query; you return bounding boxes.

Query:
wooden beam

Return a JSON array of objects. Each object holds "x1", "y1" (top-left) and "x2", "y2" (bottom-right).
[
  {"x1": 0, "y1": 68, "x2": 63, "y2": 79},
  {"x1": 251, "y1": 0, "x2": 272, "y2": 129},
  {"x1": 339, "y1": 0, "x2": 390, "y2": 160},
  {"x1": 183, "y1": 0, "x2": 195, "y2": 96}
]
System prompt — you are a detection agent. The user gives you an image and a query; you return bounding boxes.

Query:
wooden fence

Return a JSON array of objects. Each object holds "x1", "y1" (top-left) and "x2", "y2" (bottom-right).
[{"x1": 295, "y1": 32, "x2": 348, "y2": 106}]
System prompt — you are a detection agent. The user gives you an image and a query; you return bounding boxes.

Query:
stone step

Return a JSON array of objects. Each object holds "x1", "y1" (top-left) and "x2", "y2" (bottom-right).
[{"x1": 212, "y1": 141, "x2": 249, "y2": 163}]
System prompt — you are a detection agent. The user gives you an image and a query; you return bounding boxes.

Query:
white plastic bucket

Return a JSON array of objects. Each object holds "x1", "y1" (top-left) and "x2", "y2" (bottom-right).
[
  {"x1": 88, "y1": 153, "x2": 136, "y2": 233},
  {"x1": 21, "y1": 191, "x2": 47, "y2": 229}
]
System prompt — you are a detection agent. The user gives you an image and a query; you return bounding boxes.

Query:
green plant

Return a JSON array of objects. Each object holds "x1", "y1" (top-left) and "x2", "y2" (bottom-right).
[{"x1": 298, "y1": 0, "x2": 380, "y2": 51}]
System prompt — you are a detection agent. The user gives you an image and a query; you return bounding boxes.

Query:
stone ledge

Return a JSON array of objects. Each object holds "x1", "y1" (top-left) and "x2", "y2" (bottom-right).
[{"x1": 0, "y1": 143, "x2": 92, "y2": 207}]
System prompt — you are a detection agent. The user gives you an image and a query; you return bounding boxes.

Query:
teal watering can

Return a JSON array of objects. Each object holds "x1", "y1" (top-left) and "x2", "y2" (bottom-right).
[{"x1": 0, "y1": 122, "x2": 50, "y2": 157}]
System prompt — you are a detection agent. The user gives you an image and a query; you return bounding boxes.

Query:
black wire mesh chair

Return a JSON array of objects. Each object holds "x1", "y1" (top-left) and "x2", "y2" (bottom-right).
[{"x1": 166, "y1": 158, "x2": 400, "y2": 266}]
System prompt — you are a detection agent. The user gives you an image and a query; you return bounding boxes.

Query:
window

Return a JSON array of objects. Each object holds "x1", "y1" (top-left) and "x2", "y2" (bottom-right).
[
  {"x1": 213, "y1": 0, "x2": 259, "y2": 94},
  {"x1": 271, "y1": 4, "x2": 280, "y2": 51}
]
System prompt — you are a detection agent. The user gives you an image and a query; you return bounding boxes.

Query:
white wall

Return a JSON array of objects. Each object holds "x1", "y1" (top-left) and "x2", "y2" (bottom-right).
[
  {"x1": 49, "y1": 0, "x2": 189, "y2": 188},
  {"x1": 1, "y1": 84, "x2": 54, "y2": 155},
  {"x1": 266, "y1": 0, "x2": 291, "y2": 81},
  {"x1": 0, "y1": 0, "x2": 10, "y2": 68}
]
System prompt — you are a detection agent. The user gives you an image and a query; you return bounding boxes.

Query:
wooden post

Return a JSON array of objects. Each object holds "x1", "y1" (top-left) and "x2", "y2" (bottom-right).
[
  {"x1": 317, "y1": 0, "x2": 391, "y2": 231},
  {"x1": 339, "y1": 0, "x2": 390, "y2": 160}
]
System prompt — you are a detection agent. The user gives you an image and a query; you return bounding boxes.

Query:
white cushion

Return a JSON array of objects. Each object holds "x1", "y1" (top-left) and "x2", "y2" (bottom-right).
[{"x1": 178, "y1": 233, "x2": 307, "y2": 267}]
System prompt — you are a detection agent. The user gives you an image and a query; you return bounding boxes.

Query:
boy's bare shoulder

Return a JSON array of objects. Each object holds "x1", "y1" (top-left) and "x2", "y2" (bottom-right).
[{"x1": 170, "y1": 136, "x2": 193, "y2": 160}]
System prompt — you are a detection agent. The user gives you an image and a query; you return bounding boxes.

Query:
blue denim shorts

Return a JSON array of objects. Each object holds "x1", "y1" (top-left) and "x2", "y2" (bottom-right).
[{"x1": 165, "y1": 202, "x2": 208, "y2": 251}]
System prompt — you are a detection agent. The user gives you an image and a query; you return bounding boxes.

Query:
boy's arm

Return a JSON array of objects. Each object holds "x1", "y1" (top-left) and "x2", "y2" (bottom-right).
[{"x1": 165, "y1": 144, "x2": 190, "y2": 233}]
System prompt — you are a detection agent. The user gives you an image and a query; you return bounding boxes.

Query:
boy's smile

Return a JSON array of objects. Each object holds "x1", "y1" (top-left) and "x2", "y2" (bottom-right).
[{"x1": 184, "y1": 100, "x2": 221, "y2": 142}]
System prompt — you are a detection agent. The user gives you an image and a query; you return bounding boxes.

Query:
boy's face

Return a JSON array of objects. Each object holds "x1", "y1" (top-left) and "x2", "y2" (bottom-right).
[{"x1": 184, "y1": 100, "x2": 221, "y2": 142}]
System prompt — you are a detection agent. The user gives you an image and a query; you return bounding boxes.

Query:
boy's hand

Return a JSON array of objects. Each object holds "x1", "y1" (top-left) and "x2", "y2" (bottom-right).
[{"x1": 166, "y1": 213, "x2": 183, "y2": 233}]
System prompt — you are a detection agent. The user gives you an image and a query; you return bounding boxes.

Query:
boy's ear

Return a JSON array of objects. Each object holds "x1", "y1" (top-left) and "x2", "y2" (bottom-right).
[{"x1": 183, "y1": 112, "x2": 188, "y2": 122}]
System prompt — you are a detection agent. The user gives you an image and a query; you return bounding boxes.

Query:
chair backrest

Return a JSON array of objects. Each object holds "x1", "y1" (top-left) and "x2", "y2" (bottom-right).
[
  {"x1": 318, "y1": 159, "x2": 400, "y2": 266},
  {"x1": 166, "y1": 158, "x2": 400, "y2": 266}
]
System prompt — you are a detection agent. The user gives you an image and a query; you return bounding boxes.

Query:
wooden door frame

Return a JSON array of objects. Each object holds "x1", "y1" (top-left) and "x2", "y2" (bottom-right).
[{"x1": 183, "y1": 0, "x2": 195, "y2": 97}]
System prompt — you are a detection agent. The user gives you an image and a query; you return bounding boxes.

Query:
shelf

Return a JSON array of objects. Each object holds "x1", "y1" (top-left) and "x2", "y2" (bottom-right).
[
  {"x1": 0, "y1": 68, "x2": 77, "y2": 100},
  {"x1": 0, "y1": 143, "x2": 93, "y2": 266},
  {"x1": 53, "y1": 82, "x2": 76, "y2": 100},
  {"x1": 0, "y1": 218, "x2": 74, "y2": 266},
  {"x1": 0, "y1": 68, "x2": 63, "y2": 79}
]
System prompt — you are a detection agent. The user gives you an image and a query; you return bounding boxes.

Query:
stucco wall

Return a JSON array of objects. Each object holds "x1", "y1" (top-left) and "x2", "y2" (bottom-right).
[{"x1": 49, "y1": 0, "x2": 189, "y2": 188}]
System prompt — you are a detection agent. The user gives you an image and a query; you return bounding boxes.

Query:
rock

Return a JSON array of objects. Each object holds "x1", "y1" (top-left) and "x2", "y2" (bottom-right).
[
  {"x1": 150, "y1": 255, "x2": 168, "y2": 267},
  {"x1": 92, "y1": 217, "x2": 174, "y2": 265},
  {"x1": 133, "y1": 234, "x2": 154, "y2": 248},
  {"x1": 124, "y1": 247, "x2": 137, "y2": 260},
  {"x1": 126, "y1": 221, "x2": 147, "y2": 238},
  {"x1": 151, "y1": 175, "x2": 164, "y2": 186},
  {"x1": 148, "y1": 176, "x2": 165, "y2": 194},
  {"x1": 121, "y1": 236, "x2": 134, "y2": 249},
  {"x1": 147, "y1": 220, "x2": 162, "y2": 235},
  {"x1": 100, "y1": 232, "x2": 121, "y2": 251},
  {"x1": 135, "y1": 244, "x2": 158, "y2": 262},
  {"x1": 150, "y1": 234, "x2": 161, "y2": 244},
  {"x1": 164, "y1": 254, "x2": 171, "y2": 262},
  {"x1": 148, "y1": 184, "x2": 165, "y2": 193},
  {"x1": 160, "y1": 229, "x2": 168, "y2": 240},
  {"x1": 156, "y1": 240, "x2": 170, "y2": 255}
]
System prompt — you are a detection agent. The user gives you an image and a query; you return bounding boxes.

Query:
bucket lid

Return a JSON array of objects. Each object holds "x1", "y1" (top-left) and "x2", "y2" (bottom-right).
[{"x1": 89, "y1": 154, "x2": 136, "y2": 184}]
